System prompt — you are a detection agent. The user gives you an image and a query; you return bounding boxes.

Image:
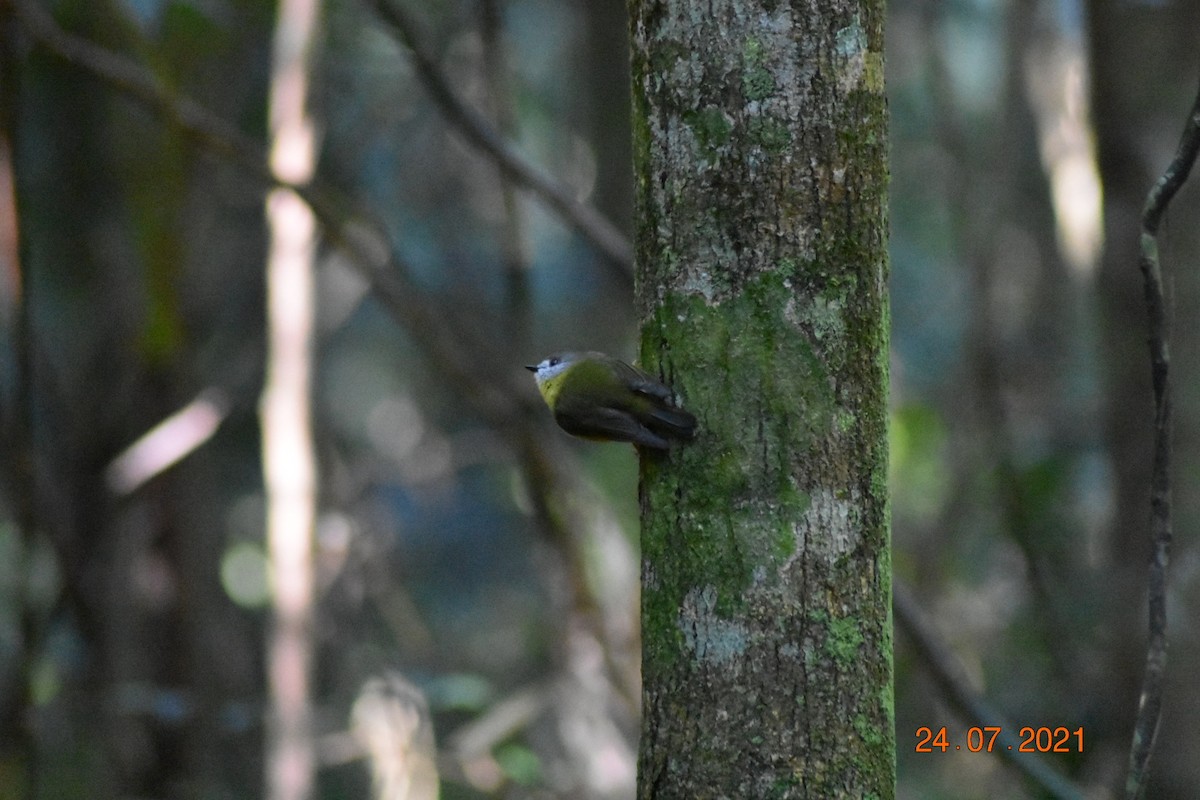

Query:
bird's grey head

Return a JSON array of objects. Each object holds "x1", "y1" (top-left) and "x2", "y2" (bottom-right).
[{"x1": 526, "y1": 352, "x2": 580, "y2": 384}]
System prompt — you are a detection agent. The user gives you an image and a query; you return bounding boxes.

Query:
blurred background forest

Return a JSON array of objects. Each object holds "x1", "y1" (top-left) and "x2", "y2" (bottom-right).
[{"x1": 0, "y1": 0, "x2": 1198, "y2": 798}]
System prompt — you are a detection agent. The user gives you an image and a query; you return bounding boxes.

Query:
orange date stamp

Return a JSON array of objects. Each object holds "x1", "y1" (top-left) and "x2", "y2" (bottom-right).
[{"x1": 915, "y1": 726, "x2": 1084, "y2": 753}]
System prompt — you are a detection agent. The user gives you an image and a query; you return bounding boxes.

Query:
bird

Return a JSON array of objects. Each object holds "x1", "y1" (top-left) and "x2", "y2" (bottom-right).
[{"x1": 525, "y1": 351, "x2": 696, "y2": 450}]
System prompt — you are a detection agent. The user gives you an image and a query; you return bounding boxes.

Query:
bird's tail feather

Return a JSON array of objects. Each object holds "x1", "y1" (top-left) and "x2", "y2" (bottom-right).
[{"x1": 647, "y1": 406, "x2": 697, "y2": 439}]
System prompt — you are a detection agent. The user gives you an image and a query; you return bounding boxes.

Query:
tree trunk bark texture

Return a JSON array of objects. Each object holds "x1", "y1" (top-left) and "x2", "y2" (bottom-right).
[{"x1": 631, "y1": 1, "x2": 892, "y2": 798}]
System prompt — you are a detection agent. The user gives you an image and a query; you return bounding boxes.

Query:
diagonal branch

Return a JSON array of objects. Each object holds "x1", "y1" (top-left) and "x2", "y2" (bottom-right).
[
  {"x1": 4, "y1": 0, "x2": 268, "y2": 179},
  {"x1": 894, "y1": 581, "x2": 1086, "y2": 800},
  {"x1": 6, "y1": 10, "x2": 642, "y2": 775},
  {"x1": 362, "y1": 0, "x2": 633, "y2": 281},
  {"x1": 2, "y1": 0, "x2": 617, "y2": 417},
  {"x1": 1123, "y1": 75, "x2": 1200, "y2": 800},
  {"x1": 3, "y1": 0, "x2": 525, "y2": 427}
]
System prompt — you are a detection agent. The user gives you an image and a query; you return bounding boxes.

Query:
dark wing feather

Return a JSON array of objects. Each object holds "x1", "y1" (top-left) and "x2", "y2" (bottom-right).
[
  {"x1": 609, "y1": 359, "x2": 695, "y2": 440},
  {"x1": 555, "y1": 406, "x2": 670, "y2": 450},
  {"x1": 644, "y1": 405, "x2": 696, "y2": 439},
  {"x1": 610, "y1": 359, "x2": 674, "y2": 403}
]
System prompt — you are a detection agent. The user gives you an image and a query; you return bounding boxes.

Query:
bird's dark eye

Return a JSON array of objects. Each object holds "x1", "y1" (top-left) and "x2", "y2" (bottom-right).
[{"x1": 549, "y1": 357, "x2": 560, "y2": 367}]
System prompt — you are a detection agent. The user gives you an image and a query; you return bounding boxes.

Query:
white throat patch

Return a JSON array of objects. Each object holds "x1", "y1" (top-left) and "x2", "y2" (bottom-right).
[{"x1": 534, "y1": 357, "x2": 573, "y2": 384}]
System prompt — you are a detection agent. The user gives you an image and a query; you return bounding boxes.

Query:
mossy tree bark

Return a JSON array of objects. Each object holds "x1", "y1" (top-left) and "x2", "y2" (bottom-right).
[{"x1": 630, "y1": 1, "x2": 892, "y2": 797}]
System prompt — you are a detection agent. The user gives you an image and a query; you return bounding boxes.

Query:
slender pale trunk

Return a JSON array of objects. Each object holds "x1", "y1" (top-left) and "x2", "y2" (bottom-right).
[{"x1": 263, "y1": 1, "x2": 320, "y2": 798}]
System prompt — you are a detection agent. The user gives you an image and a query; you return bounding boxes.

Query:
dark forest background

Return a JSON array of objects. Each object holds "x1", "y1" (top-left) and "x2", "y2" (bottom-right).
[{"x1": 1, "y1": 0, "x2": 1199, "y2": 798}]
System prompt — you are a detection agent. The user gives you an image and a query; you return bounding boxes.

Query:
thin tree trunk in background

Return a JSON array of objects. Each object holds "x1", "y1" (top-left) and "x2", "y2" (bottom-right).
[
  {"x1": 631, "y1": 1, "x2": 893, "y2": 797},
  {"x1": 480, "y1": 0, "x2": 532, "y2": 350},
  {"x1": 582, "y1": 0, "x2": 634, "y2": 237},
  {"x1": 263, "y1": 1, "x2": 320, "y2": 799}
]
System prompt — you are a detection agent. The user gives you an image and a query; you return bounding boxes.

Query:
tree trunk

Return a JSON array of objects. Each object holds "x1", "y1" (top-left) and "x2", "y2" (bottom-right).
[
  {"x1": 263, "y1": 1, "x2": 321, "y2": 798},
  {"x1": 630, "y1": 1, "x2": 892, "y2": 797}
]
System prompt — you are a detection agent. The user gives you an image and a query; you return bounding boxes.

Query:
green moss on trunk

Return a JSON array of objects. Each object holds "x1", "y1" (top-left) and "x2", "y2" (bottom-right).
[{"x1": 632, "y1": 0, "x2": 894, "y2": 797}]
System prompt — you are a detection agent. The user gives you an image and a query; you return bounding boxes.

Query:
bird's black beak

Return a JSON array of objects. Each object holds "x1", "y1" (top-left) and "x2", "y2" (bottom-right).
[{"x1": 524, "y1": 365, "x2": 538, "y2": 372}]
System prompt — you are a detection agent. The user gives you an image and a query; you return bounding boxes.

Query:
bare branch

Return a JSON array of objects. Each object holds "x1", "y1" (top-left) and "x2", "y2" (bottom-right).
[
  {"x1": 1124, "y1": 75, "x2": 1200, "y2": 800},
  {"x1": 105, "y1": 388, "x2": 231, "y2": 495},
  {"x1": 362, "y1": 0, "x2": 634, "y2": 281}
]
